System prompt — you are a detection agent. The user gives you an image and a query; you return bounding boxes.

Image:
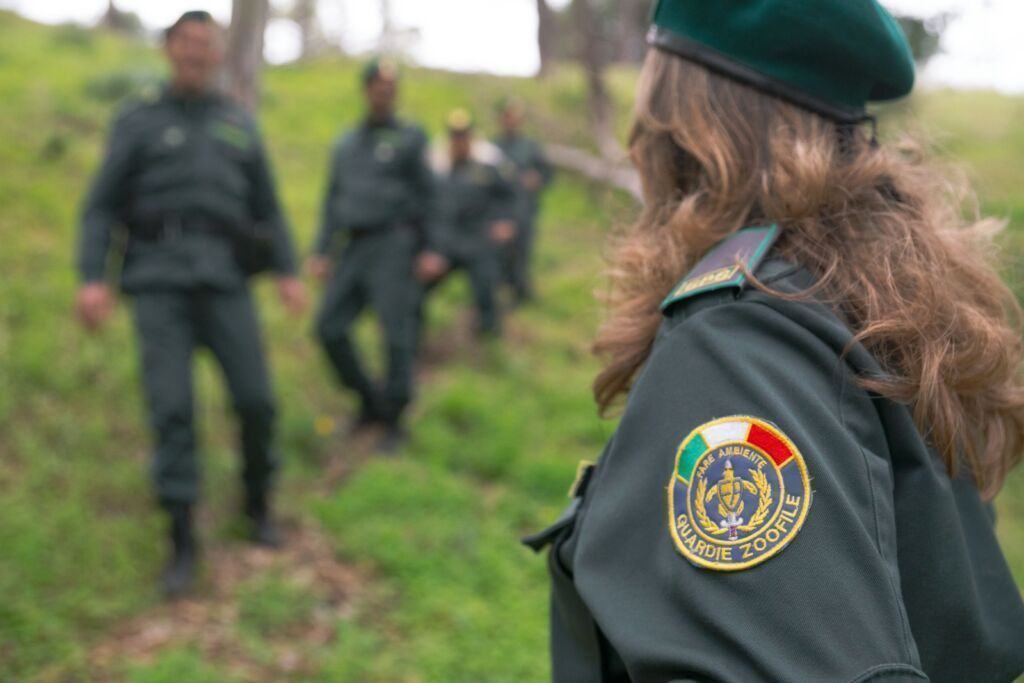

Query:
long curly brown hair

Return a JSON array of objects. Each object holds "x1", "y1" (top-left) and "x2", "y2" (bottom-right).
[{"x1": 593, "y1": 49, "x2": 1024, "y2": 498}]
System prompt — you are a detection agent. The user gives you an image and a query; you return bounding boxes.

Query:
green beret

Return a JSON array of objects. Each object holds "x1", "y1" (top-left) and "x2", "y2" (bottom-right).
[
  {"x1": 362, "y1": 56, "x2": 400, "y2": 85},
  {"x1": 446, "y1": 108, "x2": 475, "y2": 134},
  {"x1": 648, "y1": 0, "x2": 915, "y2": 123}
]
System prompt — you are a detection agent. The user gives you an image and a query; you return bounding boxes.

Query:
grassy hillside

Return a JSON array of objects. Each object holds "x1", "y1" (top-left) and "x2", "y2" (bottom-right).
[{"x1": 0, "y1": 11, "x2": 1021, "y2": 681}]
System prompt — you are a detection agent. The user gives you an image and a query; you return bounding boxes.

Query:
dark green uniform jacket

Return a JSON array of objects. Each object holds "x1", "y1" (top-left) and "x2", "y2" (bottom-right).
[
  {"x1": 436, "y1": 158, "x2": 517, "y2": 257},
  {"x1": 78, "y1": 86, "x2": 297, "y2": 291},
  {"x1": 313, "y1": 116, "x2": 438, "y2": 254},
  {"x1": 531, "y1": 243, "x2": 1024, "y2": 681},
  {"x1": 312, "y1": 116, "x2": 437, "y2": 422},
  {"x1": 423, "y1": 157, "x2": 518, "y2": 334},
  {"x1": 494, "y1": 132, "x2": 553, "y2": 298},
  {"x1": 76, "y1": 85, "x2": 296, "y2": 505},
  {"x1": 493, "y1": 132, "x2": 553, "y2": 220}
]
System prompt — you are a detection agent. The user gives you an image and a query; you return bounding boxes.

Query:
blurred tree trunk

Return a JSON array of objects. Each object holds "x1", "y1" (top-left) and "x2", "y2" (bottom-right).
[
  {"x1": 101, "y1": 0, "x2": 119, "y2": 27},
  {"x1": 572, "y1": 0, "x2": 619, "y2": 159},
  {"x1": 100, "y1": 0, "x2": 142, "y2": 35},
  {"x1": 617, "y1": 0, "x2": 649, "y2": 63},
  {"x1": 225, "y1": 0, "x2": 269, "y2": 110},
  {"x1": 293, "y1": 0, "x2": 318, "y2": 59},
  {"x1": 379, "y1": 0, "x2": 396, "y2": 52},
  {"x1": 536, "y1": 0, "x2": 557, "y2": 78}
]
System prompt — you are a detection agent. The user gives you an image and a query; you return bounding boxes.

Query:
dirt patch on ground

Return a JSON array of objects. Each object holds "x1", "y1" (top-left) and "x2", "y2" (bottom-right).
[
  {"x1": 85, "y1": 520, "x2": 364, "y2": 682},
  {"x1": 418, "y1": 304, "x2": 535, "y2": 374}
]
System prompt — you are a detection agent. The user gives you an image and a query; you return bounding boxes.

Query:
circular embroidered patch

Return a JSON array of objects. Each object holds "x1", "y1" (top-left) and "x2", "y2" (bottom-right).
[{"x1": 668, "y1": 416, "x2": 811, "y2": 571}]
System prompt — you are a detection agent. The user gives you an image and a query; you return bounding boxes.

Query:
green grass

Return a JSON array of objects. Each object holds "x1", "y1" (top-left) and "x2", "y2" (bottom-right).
[
  {"x1": 0, "y1": 9, "x2": 1021, "y2": 681},
  {"x1": 236, "y1": 573, "x2": 318, "y2": 638},
  {"x1": 126, "y1": 648, "x2": 236, "y2": 683}
]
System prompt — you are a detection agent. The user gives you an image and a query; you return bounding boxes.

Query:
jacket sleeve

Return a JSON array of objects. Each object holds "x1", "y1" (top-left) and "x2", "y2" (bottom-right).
[
  {"x1": 407, "y1": 129, "x2": 443, "y2": 253},
  {"x1": 313, "y1": 141, "x2": 343, "y2": 256},
  {"x1": 572, "y1": 299, "x2": 929, "y2": 683},
  {"x1": 77, "y1": 108, "x2": 137, "y2": 283},
  {"x1": 488, "y1": 163, "x2": 519, "y2": 223},
  {"x1": 531, "y1": 139, "x2": 554, "y2": 188},
  {"x1": 245, "y1": 122, "x2": 297, "y2": 274}
]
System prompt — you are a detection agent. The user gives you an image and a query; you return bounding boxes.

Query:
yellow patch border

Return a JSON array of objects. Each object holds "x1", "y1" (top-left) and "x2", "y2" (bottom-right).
[{"x1": 666, "y1": 415, "x2": 812, "y2": 572}]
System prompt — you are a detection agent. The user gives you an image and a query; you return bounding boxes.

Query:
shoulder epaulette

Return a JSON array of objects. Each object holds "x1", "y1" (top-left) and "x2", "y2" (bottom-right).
[{"x1": 660, "y1": 224, "x2": 779, "y2": 312}]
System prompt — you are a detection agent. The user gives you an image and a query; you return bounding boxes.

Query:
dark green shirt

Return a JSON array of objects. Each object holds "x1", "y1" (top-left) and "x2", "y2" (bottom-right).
[
  {"x1": 78, "y1": 86, "x2": 297, "y2": 291},
  {"x1": 314, "y1": 116, "x2": 438, "y2": 255},
  {"x1": 494, "y1": 132, "x2": 553, "y2": 218},
  {"x1": 534, "y1": 260, "x2": 1024, "y2": 682},
  {"x1": 435, "y1": 158, "x2": 517, "y2": 258}
]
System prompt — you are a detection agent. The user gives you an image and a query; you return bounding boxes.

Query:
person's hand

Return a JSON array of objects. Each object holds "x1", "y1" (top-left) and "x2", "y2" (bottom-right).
[
  {"x1": 521, "y1": 169, "x2": 543, "y2": 192},
  {"x1": 415, "y1": 251, "x2": 449, "y2": 283},
  {"x1": 76, "y1": 282, "x2": 114, "y2": 331},
  {"x1": 490, "y1": 220, "x2": 517, "y2": 245},
  {"x1": 306, "y1": 255, "x2": 331, "y2": 282},
  {"x1": 277, "y1": 276, "x2": 307, "y2": 317}
]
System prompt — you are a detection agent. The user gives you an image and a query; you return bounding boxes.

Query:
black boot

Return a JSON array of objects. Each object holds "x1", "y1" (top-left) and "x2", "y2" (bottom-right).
[
  {"x1": 245, "y1": 493, "x2": 284, "y2": 548},
  {"x1": 348, "y1": 392, "x2": 385, "y2": 435},
  {"x1": 347, "y1": 406, "x2": 381, "y2": 435},
  {"x1": 162, "y1": 502, "x2": 197, "y2": 599},
  {"x1": 512, "y1": 286, "x2": 534, "y2": 308},
  {"x1": 376, "y1": 422, "x2": 409, "y2": 455}
]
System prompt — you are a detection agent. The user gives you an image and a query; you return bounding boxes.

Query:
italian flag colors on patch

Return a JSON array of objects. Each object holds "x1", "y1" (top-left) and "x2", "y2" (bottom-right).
[{"x1": 676, "y1": 417, "x2": 797, "y2": 484}]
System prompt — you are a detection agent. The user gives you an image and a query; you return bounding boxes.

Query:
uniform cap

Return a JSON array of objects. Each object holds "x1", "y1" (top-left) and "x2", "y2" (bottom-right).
[
  {"x1": 648, "y1": 0, "x2": 916, "y2": 122},
  {"x1": 446, "y1": 108, "x2": 475, "y2": 134}
]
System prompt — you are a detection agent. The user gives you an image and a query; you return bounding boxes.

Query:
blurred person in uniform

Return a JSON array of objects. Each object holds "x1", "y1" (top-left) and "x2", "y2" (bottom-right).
[
  {"x1": 493, "y1": 97, "x2": 553, "y2": 304},
  {"x1": 525, "y1": 1, "x2": 1024, "y2": 681},
  {"x1": 309, "y1": 58, "x2": 446, "y2": 454},
  {"x1": 418, "y1": 109, "x2": 518, "y2": 339},
  {"x1": 75, "y1": 10, "x2": 306, "y2": 599}
]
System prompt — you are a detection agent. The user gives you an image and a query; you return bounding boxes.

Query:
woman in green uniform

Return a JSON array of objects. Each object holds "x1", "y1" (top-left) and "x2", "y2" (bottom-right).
[{"x1": 526, "y1": 1, "x2": 1024, "y2": 681}]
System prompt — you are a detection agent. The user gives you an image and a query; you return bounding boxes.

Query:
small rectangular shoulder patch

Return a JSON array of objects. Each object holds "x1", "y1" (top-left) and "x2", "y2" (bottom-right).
[{"x1": 660, "y1": 224, "x2": 779, "y2": 311}]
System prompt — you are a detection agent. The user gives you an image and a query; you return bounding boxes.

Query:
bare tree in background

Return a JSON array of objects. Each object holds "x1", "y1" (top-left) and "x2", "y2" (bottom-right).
[
  {"x1": 374, "y1": 0, "x2": 419, "y2": 57},
  {"x1": 572, "y1": 0, "x2": 619, "y2": 159},
  {"x1": 616, "y1": 0, "x2": 649, "y2": 63},
  {"x1": 100, "y1": 0, "x2": 143, "y2": 35},
  {"x1": 225, "y1": 0, "x2": 270, "y2": 110},
  {"x1": 379, "y1": 0, "x2": 397, "y2": 52},
  {"x1": 292, "y1": 0, "x2": 320, "y2": 59},
  {"x1": 536, "y1": 0, "x2": 558, "y2": 78},
  {"x1": 101, "y1": 0, "x2": 121, "y2": 28}
]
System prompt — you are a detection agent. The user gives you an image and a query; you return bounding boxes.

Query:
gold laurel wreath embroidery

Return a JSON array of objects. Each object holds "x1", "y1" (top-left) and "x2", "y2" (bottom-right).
[
  {"x1": 739, "y1": 469, "x2": 772, "y2": 531},
  {"x1": 693, "y1": 477, "x2": 728, "y2": 536},
  {"x1": 693, "y1": 468, "x2": 773, "y2": 536}
]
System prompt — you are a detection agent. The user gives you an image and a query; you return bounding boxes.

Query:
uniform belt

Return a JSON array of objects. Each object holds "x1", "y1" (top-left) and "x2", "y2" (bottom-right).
[
  {"x1": 347, "y1": 222, "x2": 405, "y2": 239},
  {"x1": 132, "y1": 213, "x2": 226, "y2": 243}
]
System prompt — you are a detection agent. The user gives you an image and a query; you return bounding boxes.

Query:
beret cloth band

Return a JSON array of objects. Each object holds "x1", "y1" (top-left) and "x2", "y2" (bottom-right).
[{"x1": 648, "y1": 0, "x2": 916, "y2": 123}]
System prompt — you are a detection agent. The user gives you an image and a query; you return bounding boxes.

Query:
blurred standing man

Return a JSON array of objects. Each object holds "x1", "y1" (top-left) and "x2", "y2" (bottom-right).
[
  {"x1": 420, "y1": 109, "x2": 518, "y2": 337},
  {"x1": 309, "y1": 59, "x2": 446, "y2": 453},
  {"x1": 493, "y1": 97, "x2": 553, "y2": 304},
  {"x1": 75, "y1": 11, "x2": 305, "y2": 598}
]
